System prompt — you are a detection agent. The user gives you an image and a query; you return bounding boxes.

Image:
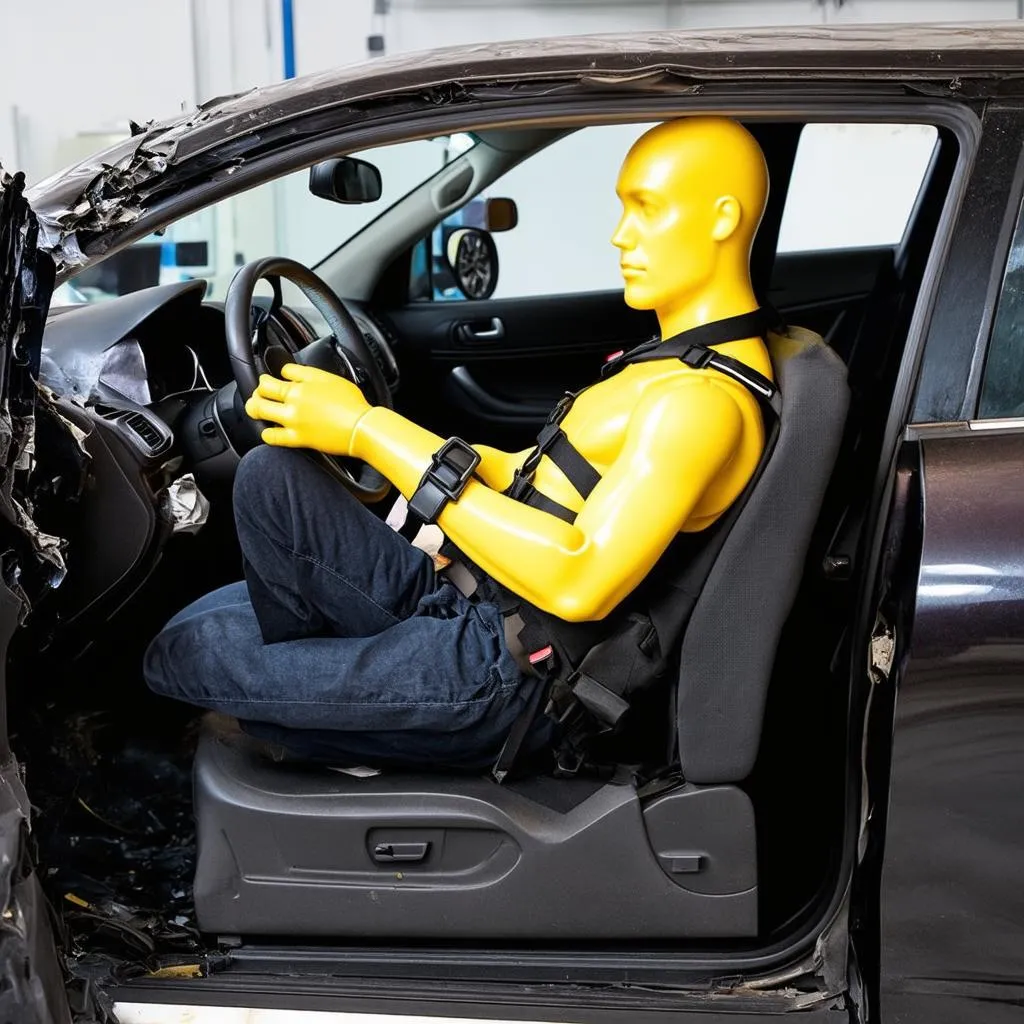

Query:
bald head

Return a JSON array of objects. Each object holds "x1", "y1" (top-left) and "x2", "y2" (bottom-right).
[
  {"x1": 612, "y1": 117, "x2": 769, "y2": 322},
  {"x1": 624, "y1": 117, "x2": 768, "y2": 243}
]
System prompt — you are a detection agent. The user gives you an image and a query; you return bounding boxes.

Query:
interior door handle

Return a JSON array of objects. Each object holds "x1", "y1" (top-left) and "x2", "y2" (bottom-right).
[{"x1": 457, "y1": 317, "x2": 505, "y2": 343}]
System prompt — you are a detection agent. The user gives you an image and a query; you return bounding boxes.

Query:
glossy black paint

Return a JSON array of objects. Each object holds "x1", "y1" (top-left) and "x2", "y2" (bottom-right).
[{"x1": 882, "y1": 431, "x2": 1024, "y2": 1022}]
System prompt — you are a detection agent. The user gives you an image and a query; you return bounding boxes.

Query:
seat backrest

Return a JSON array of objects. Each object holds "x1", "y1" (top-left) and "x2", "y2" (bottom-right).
[{"x1": 676, "y1": 328, "x2": 850, "y2": 785}]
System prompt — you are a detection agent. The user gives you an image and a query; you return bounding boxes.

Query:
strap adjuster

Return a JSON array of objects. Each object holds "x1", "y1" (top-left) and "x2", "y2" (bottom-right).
[
  {"x1": 408, "y1": 437, "x2": 481, "y2": 525},
  {"x1": 680, "y1": 344, "x2": 715, "y2": 369}
]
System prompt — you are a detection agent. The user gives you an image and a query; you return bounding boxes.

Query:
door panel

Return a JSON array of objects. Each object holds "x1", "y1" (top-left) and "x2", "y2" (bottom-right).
[
  {"x1": 389, "y1": 290, "x2": 656, "y2": 449},
  {"x1": 881, "y1": 431, "x2": 1024, "y2": 1022},
  {"x1": 388, "y1": 245, "x2": 894, "y2": 449}
]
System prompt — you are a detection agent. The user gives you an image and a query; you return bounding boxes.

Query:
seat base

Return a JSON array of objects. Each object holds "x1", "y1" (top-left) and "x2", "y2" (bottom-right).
[{"x1": 193, "y1": 718, "x2": 758, "y2": 939}]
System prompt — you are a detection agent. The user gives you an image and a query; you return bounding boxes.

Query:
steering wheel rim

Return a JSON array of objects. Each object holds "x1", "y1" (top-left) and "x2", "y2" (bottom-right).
[{"x1": 225, "y1": 256, "x2": 392, "y2": 503}]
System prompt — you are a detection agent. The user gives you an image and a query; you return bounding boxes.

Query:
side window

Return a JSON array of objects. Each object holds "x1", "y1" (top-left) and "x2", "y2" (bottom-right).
[
  {"x1": 426, "y1": 123, "x2": 650, "y2": 302},
  {"x1": 979, "y1": 192, "x2": 1024, "y2": 419},
  {"x1": 777, "y1": 123, "x2": 938, "y2": 253}
]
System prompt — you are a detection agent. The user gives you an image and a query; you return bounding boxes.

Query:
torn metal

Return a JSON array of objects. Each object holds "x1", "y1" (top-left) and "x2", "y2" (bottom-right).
[
  {"x1": 24, "y1": 24, "x2": 1024, "y2": 276},
  {"x1": 0, "y1": 167, "x2": 78, "y2": 1022}
]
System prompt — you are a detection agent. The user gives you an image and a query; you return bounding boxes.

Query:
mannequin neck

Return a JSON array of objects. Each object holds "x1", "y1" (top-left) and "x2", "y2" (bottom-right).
[{"x1": 656, "y1": 274, "x2": 759, "y2": 344}]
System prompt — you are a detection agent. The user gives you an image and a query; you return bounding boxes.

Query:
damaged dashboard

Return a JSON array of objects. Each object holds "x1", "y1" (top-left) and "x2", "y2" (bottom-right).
[
  {"x1": 41, "y1": 279, "x2": 232, "y2": 428},
  {"x1": 36, "y1": 280, "x2": 262, "y2": 651}
]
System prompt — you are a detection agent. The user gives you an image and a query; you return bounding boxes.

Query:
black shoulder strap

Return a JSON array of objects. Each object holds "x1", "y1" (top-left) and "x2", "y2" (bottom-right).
[
  {"x1": 507, "y1": 308, "x2": 782, "y2": 524},
  {"x1": 609, "y1": 307, "x2": 782, "y2": 420}
]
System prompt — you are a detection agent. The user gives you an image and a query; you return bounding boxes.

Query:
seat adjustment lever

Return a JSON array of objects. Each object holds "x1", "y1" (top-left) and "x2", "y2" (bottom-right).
[{"x1": 372, "y1": 841, "x2": 430, "y2": 863}]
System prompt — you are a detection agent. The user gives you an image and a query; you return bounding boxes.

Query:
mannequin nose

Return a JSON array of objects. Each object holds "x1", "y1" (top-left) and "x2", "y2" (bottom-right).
[{"x1": 611, "y1": 216, "x2": 633, "y2": 251}]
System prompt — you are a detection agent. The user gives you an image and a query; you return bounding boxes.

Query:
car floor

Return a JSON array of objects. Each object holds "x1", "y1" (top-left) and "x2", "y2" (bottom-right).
[
  {"x1": 7, "y1": 522, "x2": 243, "y2": 982},
  {"x1": 11, "y1": 663, "x2": 211, "y2": 978}
]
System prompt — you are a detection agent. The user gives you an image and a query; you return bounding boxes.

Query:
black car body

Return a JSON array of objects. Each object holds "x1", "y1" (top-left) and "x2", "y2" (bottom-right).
[{"x1": 0, "y1": 22, "x2": 1022, "y2": 1024}]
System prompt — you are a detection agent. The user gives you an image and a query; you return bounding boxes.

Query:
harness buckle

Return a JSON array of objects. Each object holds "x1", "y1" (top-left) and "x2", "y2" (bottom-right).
[
  {"x1": 547, "y1": 392, "x2": 575, "y2": 425},
  {"x1": 407, "y1": 437, "x2": 481, "y2": 525}
]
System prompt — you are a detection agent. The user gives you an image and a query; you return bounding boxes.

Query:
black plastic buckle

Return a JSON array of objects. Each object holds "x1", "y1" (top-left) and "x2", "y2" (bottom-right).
[
  {"x1": 407, "y1": 437, "x2": 481, "y2": 524},
  {"x1": 680, "y1": 344, "x2": 715, "y2": 369},
  {"x1": 547, "y1": 392, "x2": 575, "y2": 426}
]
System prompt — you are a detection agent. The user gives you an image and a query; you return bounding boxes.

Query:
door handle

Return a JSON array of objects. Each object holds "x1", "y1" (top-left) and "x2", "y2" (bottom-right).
[
  {"x1": 372, "y1": 841, "x2": 430, "y2": 863},
  {"x1": 456, "y1": 317, "x2": 504, "y2": 343}
]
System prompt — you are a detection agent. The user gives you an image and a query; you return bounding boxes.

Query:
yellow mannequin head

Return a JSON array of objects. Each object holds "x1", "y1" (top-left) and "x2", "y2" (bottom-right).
[{"x1": 612, "y1": 117, "x2": 768, "y2": 340}]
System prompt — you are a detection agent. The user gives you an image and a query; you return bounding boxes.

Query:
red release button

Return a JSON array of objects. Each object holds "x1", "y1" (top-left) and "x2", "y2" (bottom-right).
[{"x1": 529, "y1": 645, "x2": 554, "y2": 665}]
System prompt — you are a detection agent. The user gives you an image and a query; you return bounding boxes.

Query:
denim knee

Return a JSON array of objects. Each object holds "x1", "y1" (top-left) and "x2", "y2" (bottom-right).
[{"x1": 233, "y1": 445, "x2": 296, "y2": 522}]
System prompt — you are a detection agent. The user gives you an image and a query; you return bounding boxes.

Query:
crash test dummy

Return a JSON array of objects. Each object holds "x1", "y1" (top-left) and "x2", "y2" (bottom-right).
[{"x1": 144, "y1": 116, "x2": 778, "y2": 771}]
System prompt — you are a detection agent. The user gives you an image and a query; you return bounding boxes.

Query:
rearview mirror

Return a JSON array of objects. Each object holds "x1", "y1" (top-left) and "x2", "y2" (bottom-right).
[{"x1": 308, "y1": 157, "x2": 383, "y2": 204}]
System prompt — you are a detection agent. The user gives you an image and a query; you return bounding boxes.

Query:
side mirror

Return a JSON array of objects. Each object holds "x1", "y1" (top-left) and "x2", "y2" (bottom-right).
[
  {"x1": 308, "y1": 157, "x2": 382, "y2": 204},
  {"x1": 445, "y1": 228, "x2": 499, "y2": 300},
  {"x1": 484, "y1": 197, "x2": 518, "y2": 233}
]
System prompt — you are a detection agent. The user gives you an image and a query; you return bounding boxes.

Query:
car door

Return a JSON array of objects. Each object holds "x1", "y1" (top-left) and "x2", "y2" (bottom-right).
[
  {"x1": 386, "y1": 120, "x2": 942, "y2": 453},
  {"x1": 0, "y1": 171, "x2": 73, "y2": 1024},
  {"x1": 875, "y1": 102, "x2": 1024, "y2": 1024}
]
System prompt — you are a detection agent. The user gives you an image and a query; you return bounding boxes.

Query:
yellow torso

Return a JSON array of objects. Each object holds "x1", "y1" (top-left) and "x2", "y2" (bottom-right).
[{"x1": 522, "y1": 336, "x2": 772, "y2": 532}]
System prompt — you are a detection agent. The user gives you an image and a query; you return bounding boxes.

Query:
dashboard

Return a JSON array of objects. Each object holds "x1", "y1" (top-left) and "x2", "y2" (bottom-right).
[
  {"x1": 42, "y1": 279, "x2": 397, "y2": 459},
  {"x1": 38, "y1": 277, "x2": 400, "y2": 646}
]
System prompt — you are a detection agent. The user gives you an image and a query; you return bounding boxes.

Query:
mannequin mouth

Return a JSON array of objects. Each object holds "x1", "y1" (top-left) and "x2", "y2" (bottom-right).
[{"x1": 620, "y1": 265, "x2": 646, "y2": 278}]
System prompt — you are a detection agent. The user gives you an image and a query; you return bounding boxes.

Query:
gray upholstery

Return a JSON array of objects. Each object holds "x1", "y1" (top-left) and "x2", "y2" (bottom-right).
[{"x1": 677, "y1": 328, "x2": 850, "y2": 784}]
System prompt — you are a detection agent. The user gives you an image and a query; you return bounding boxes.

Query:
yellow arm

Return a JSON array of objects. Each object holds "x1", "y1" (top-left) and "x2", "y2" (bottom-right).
[
  {"x1": 351, "y1": 377, "x2": 745, "y2": 621},
  {"x1": 244, "y1": 364, "x2": 746, "y2": 621}
]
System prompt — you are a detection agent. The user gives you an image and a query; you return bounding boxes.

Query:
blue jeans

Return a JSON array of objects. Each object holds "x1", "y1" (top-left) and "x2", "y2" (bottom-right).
[{"x1": 144, "y1": 446, "x2": 553, "y2": 770}]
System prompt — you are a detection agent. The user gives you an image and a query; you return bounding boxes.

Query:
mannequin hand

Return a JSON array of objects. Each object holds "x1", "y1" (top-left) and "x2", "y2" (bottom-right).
[{"x1": 244, "y1": 363, "x2": 371, "y2": 455}]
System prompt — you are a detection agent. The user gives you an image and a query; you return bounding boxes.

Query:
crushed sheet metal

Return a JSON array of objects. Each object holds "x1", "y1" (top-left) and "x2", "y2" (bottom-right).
[
  {"x1": 0, "y1": 167, "x2": 79, "y2": 1022},
  {"x1": 31, "y1": 140, "x2": 174, "y2": 274},
  {"x1": 1, "y1": 167, "x2": 69, "y2": 599}
]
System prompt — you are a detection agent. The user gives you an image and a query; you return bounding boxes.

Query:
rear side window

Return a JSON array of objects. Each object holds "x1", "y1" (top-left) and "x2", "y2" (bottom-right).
[
  {"x1": 980, "y1": 191, "x2": 1024, "y2": 419},
  {"x1": 777, "y1": 123, "x2": 938, "y2": 253}
]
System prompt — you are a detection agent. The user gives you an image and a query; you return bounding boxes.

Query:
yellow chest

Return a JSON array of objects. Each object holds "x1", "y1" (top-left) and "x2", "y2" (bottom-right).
[{"x1": 529, "y1": 361, "x2": 767, "y2": 528}]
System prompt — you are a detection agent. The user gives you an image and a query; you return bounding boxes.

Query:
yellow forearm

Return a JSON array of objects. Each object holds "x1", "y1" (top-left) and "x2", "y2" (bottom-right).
[{"x1": 350, "y1": 407, "x2": 600, "y2": 617}]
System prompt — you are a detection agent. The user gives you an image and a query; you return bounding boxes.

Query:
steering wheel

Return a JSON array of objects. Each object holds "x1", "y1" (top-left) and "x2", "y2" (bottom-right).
[{"x1": 225, "y1": 257, "x2": 391, "y2": 503}]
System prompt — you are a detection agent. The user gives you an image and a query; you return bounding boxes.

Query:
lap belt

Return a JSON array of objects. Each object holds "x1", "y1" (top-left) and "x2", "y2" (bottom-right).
[{"x1": 443, "y1": 560, "x2": 538, "y2": 678}]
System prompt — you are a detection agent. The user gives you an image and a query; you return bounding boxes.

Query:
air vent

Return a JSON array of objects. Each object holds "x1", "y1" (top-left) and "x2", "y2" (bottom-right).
[
  {"x1": 122, "y1": 411, "x2": 164, "y2": 451},
  {"x1": 93, "y1": 403, "x2": 170, "y2": 457}
]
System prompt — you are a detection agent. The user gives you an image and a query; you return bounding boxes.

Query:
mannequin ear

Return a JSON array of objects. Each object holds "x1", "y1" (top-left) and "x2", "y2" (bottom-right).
[{"x1": 711, "y1": 195, "x2": 742, "y2": 242}]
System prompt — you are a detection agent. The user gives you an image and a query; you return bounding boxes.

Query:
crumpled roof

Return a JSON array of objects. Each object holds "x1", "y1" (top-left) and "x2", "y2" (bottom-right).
[{"x1": 24, "y1": 22, "x2": 1023, "y2": 273}]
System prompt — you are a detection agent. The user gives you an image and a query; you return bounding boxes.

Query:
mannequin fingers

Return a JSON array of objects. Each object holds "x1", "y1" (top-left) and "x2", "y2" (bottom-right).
[
  {"x1": 244, "y1": 394, "x2": 292, "y2": 425},
  {"x1": 254, "y1": 374, "x2": 291, "y2": 400},
  {"x1": 260, "y1": 426, "x2": 303, "y2": 448},
  {"x1": 279, "y1": 362, "x2": 324, "y2": 383}
]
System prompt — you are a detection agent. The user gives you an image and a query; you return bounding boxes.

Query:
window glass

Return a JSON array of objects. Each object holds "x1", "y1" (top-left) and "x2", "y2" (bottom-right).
[
  {"x1": 777, "y1": 123, "x2": 937, "y2": 253},
  {"x1": 55, "y1": 136, "x2": 465, "y2": 306},
  {"x1": 427, "y1": 120, "x2": 939, "y2": 304},
  {"x1": 979, "y1": 191, "x2": 1024, "y2": 419},
  {"x1": 427, "y1": 123, "x2": 652, "y2": 302}
]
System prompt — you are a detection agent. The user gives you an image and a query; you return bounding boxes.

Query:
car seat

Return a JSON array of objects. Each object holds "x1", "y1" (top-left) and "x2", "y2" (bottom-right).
[{"x1": 192, "y1": 327, "x2": 849, "y2": 939}]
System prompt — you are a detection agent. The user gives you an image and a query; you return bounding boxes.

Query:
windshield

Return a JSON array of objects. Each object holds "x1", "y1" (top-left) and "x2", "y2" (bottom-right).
[{"x1": 55, "y1": 133, "x2": 477, "y2": 305}]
